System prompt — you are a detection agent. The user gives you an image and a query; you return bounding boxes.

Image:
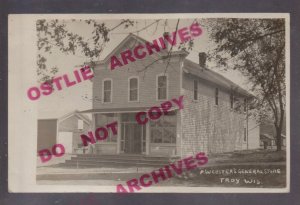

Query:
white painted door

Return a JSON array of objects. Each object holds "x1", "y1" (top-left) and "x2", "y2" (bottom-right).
[{"x1": 57, "y1": 132, "x2": 73, "y2": 153}]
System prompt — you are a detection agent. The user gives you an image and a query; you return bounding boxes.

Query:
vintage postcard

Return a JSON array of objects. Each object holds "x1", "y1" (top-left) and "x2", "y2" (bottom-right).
[{"x1": 8, "y1": 13, "x2": 290, "y2": 193}]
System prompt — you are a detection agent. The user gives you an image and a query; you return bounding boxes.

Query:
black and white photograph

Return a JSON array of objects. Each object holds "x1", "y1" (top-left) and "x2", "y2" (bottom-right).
[{"x1": 8, "y1": 14, "x2": 289, "y2": 193}]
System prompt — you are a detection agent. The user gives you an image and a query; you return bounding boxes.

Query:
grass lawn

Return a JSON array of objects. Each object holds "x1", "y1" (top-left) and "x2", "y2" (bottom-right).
[
  {"x1": 167, "y1": 164, "x2": 286, "y2": 188},
  {"x1": 208, "y1": 149, "x2": 286, "y2": 164},
  {"x1": 165, "y1": 149, "x2": 287, "y2": 188},
  {"x1": 38, "y1": 164, "x2": 286, "y2": 188}
]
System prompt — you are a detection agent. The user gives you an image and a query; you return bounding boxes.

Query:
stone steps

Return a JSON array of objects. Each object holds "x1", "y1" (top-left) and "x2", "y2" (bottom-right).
[{"x1": 58, "y1": 154, "x2": 173, "y2": 168}]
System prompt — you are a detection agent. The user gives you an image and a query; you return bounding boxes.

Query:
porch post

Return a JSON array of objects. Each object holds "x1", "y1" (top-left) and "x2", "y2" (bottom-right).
[
  {"x1": 176, "y1": 110, "x2": 182, "y2": 158},
  {"x1": 116, "y1": 113, "x2": 121, "y2": 154},
  {"x1": 146, "y1": 122, "x2": 150, "y2": 155},
  {"x1": 91, "y1": 114, "x2": 96, "y2": 154}
]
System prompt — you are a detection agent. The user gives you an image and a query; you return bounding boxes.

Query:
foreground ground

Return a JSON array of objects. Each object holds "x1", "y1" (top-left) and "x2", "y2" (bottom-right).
[
  {"x1": 37, "y1": 149, "x2": 287, "y2": 188},
  {"x1": 208, "y1": 149, "x2": 286, "y2": 164}
]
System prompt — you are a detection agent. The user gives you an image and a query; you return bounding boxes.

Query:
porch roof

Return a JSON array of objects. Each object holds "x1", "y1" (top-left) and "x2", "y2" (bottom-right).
[{"x1": 80, "y1": 107, "x2": 178, "y2": 114}]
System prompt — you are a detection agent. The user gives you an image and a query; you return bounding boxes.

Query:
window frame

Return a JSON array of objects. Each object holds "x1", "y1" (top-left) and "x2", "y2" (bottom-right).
[
  {"x1": 102, "y1": 78, "x2": 113, "y2": 103},
  {"x1": 77, "y1": 119, "x2": 84, "y2": 130},
  {"x1": 156, "y1": 73, "x2": 168, "y2": 101},
  {"x1": 95, "y1": 114, "x2": 117, "y2": 143},
  {"x1": 128, "y1": 76, "x2": 139, "y2": 102},
  {"x1": 193, "y1": 79, "x2": 198, "y2": 101},
  {"x1": 150, "y1": 112, "x2": 177, "y2": 144},
  {"x1": 230, "y1": 92, "x2": 234, "y2": 109},
  {"x1": 215, "y1": 88, "x2": 219, "y2": 106},
  {"x1": 244, "y1": 98, "x2": 247, "y2": 112}
]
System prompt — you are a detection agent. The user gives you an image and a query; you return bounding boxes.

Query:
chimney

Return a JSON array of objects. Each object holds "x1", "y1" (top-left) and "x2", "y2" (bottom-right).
[
  {"x1": 163, "y1": 32, "x2": 170, "y2": 51},
  {"x1": 198, "y1": 52, "x2": 207, "y2": 68}
]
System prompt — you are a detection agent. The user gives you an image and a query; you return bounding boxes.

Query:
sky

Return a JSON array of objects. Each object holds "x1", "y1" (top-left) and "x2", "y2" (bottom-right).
[{"x1": 38, "y1": 18, "x2": 249, "y2": 119}]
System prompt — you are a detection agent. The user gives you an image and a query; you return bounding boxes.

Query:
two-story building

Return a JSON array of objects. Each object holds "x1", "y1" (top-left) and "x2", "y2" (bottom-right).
[{"x1": 81, "y1": 33, "x2": 259, "y2": 158}]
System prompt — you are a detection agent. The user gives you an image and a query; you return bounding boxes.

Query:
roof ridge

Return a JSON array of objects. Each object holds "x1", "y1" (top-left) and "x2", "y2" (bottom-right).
[
  {"x1": 90, "y1": 33, "x2": 188, "y2": 65},
  {"x1": 184, "y1": 59, "x2": 252, "y2": 97}
]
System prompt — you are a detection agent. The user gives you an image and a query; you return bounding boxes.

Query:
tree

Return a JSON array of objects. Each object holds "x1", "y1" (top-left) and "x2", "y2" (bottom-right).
[
  {"x1": 36, "y1": 19, "x2": 135, "y2": 83},
  {"x1": 206, "y1": 18, "x2": 285, "y2": 151},
  {"x1": 36, "y1": 19, "x2": 176, "y2": 101}
]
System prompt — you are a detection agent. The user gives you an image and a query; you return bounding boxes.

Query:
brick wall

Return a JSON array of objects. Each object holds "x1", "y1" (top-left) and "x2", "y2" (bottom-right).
[{"x1": 181, "y1": 73, "x2": 246, "y2": 156}]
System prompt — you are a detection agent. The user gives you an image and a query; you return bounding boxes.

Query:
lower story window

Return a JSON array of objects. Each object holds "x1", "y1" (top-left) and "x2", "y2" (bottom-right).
[
  {"x1": 95, "y1": 113, "x2": 117, "y2": 142},
  {"x1": 150, "y1": 111, "x2": 176, "y2": 144}
]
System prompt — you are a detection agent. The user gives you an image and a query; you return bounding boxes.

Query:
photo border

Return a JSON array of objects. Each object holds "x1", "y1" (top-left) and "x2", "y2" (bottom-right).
[{"x1": 1, "y1": 0, "x2": 299, "y2": 204}]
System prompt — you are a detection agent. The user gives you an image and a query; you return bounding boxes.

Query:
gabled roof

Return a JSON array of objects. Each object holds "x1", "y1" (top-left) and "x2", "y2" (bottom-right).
[
  {"x1": 260, "y1": 133, "x2": 286, "y2": 140},
  {"x1": 92, "y1": 33, "x2": 188, "y2": 65},
  {"x1": 58, "y1": 110, "x2": 91, "y2": 124}
]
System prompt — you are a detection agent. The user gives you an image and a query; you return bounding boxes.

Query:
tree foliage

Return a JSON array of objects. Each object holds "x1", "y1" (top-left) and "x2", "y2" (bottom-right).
[
  {"x1": 36, "y1": 19, "x2": 134, "y2": 82},
  {"x1": 206, "y1": 18, "x2": 286, "y2": 151}
]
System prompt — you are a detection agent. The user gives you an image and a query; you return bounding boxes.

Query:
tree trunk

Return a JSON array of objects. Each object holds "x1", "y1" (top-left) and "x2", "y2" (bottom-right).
[
  {"x1": 276, "y1": 108, "x2": 285, "y2": 151},
  {"x1": 275, "y1": 127, "x2": 282, "y2": 151}
]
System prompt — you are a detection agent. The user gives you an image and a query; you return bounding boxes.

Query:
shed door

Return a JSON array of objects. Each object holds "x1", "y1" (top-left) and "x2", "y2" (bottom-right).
[{"x1": 57, "y1": 132, "x2": 73, "y2": 153}]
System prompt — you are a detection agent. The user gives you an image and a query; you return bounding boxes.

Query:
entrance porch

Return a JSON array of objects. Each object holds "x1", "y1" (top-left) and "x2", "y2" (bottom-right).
[{"x1": 89, "y1": 110, "x2": 180, "y2": 157}]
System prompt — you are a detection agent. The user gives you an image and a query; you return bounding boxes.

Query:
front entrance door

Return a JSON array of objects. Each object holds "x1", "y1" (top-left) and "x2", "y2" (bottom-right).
[
  {"x1": 120, "y1": 113, "x2": 146, "y2": 154},
  {"x1": 124, "y1": 123, "x2": 142, "y2": 154}
]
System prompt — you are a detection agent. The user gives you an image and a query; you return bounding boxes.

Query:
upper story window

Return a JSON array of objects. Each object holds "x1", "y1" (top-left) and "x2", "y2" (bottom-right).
[
  {"x1": 103, "y1": 79, "x2": 112, "y2": 103},
  {"x1": 193, "y1": 80, "x2": 198, "y2": 100},
  {"x1": 129, "y1": 77, "x2": 139, "y2": 102},
  {"x1": 230, "y1": 92, "x2": 234, "y2": 109},
  {"x1": 244, "y1": 98, "x2": 247, "y2": 112},
  {"x1": 215, "y1": 88, "x2": 219, "y2": 105},
  {"x1": 157, "y1": 74, "x2": 167, "y2": 100}
]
